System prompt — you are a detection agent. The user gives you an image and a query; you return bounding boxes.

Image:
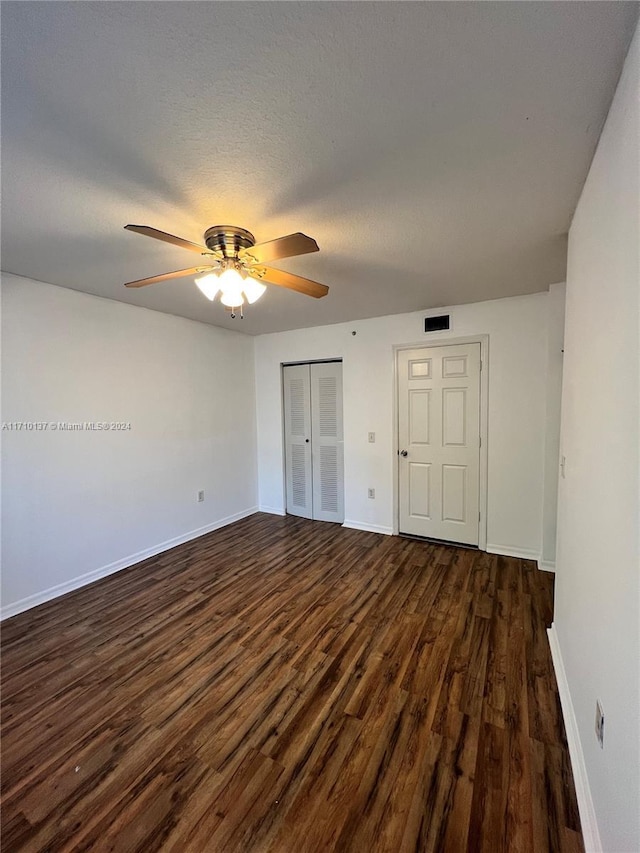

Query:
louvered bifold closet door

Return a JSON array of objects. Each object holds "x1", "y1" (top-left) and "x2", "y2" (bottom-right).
[
  {"x1": 283, "y1": 364, "x2": 313, "y2": 519},
  {"x1": 310, "y1": 362, "x2": 344, "y2": 523}
]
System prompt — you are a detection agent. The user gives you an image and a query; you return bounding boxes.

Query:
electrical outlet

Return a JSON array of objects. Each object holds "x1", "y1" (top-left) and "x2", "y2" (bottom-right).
[
  {"x1": 595, "y1": 700, "x2": 604, "y2": 748},
  {"x1": 368, "y1": 488, "x2": 375, "y2": 499},
  {"x1": 368, "y1": 432, "x2": 376, "y2": 443},
  {"x1": 197, "y1": 490, "x2": 205, "y2": 503}
]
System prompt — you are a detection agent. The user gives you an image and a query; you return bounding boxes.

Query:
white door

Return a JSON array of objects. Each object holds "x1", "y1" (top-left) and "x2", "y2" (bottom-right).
[
  {"x1": 398, "y1": 343, "x2": 481, "y2": 545},
  {"x1": 283, "y1": 362, "x2": 344, "y2": 523},
  {"x1": 310, "y1": 362, "x2": 344, "y2": 523},
  {"x1": 283, "y1": 364, "x2": 313, "y2": 519}
]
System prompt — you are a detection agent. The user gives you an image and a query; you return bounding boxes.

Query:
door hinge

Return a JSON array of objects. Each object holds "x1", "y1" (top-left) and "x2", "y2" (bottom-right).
[
  {"x1": 479, "y1": 511, "x2": 481, "y2": 522},
  {"x1": 479, "y1": 435, "x2": 481, "y2": 447}
]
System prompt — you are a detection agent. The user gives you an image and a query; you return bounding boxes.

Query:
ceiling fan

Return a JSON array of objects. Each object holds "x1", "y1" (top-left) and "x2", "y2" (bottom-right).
[{"x1": 124, "y1": 224, "x2": 328, "y2": 317}]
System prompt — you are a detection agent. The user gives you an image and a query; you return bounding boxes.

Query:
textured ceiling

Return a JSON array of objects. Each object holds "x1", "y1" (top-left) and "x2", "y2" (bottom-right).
[{"x1": 2, "y1": 2, "x2": 637, "y2": 335}]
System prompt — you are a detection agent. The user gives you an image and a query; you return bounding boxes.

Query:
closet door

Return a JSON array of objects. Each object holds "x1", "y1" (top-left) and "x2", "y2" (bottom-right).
[
  {"x1": 310, "y1": 362, "x2": 344, "y2": 523},
  {"x1": 283, "y1": 364, "x2": 313, "y2": 519}
]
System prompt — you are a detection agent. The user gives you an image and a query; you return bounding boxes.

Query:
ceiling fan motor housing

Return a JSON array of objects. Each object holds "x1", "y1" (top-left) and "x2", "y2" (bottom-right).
[{"x1": 204, "y1": 226, "x2": 255, "y2": 257}]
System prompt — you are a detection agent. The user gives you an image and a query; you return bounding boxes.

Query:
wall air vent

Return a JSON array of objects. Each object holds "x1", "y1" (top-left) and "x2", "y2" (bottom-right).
[{"x1": 424, "y1": 314, "x2": 450, "y2": 333}]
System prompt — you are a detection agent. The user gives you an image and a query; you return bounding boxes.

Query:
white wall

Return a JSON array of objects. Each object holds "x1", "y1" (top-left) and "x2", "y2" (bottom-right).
[
  {"x1": 541, "y1": 282, "x2": 566, "y2": 567},
  {"x1": 554, "y1": 23, "x2": 639, "y2": 853},
  {"x1": 1, "y1": 274, "x2": 258, "y2": 617},
  {"x1": 255, "y1": 291, "x2": 553, "y2": 557}
]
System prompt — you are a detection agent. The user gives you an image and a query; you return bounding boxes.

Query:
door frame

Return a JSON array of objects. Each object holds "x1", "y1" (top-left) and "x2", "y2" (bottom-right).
[{"x1": 392, "y1": 336, "x2": 489, "y2": 550}]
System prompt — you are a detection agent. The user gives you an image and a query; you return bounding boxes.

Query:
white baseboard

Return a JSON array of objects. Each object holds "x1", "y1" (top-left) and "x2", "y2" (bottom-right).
[
  {"x1": 486, "y1": 543, "x2": 541, "y2": 561},
  {"x1": 342, "y1": 519, "x2": 394, "y2": 536},
  {"x1": 258, "y1": 505, "x2": 286, "y2": 516},
  {"x1": 1, "y1": 506, "x2": 259, "y2": 621},
  {"x1": 538, "y1": 559, "x2": 556, "y2": 573},
  {"x1": 547, "y1": 624, "x2": 602, "y2": 853}
]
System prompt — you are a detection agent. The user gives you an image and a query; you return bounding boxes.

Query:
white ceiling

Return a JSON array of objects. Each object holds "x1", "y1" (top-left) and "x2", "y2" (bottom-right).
[{"x1": 2, "y1": 2, "x2": 637, "y2": 335}]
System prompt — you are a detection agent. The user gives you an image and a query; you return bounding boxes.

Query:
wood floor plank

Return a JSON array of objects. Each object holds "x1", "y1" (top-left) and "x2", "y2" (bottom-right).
[
  {"x1": 0, "y1": 513, "x2": 584, "y2": 852},
  {"x1": 468, "y1": 721, "x2": 509, "y2": 853},
  {"x1": 504, "y1": 589, "x2": 535, "y2": 853}
]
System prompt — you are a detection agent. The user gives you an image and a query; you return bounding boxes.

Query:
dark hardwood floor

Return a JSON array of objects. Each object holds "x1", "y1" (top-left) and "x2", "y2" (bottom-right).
[{"x1": 1, "y1": 513, "x2": 583, "y2": 852}]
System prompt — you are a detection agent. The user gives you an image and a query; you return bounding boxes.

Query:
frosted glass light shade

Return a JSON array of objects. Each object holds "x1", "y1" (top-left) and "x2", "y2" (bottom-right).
[
  {"x1": 218, "y1": 267, "x2": 245, "y2": 290},
  {"x1": 220, "y1": 291, "x2": 245, "y2": 307},
  {"x1": 218, "y1": 267, "x2": 246, "y2": 307},
  {"x1": 194, "y1": 273, "x2": 220, "y2": 301},
  {"x1": 243, "y1": 279, "x2": 267, "y2": 304}
]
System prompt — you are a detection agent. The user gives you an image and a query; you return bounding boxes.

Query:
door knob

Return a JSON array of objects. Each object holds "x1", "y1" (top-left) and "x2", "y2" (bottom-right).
[
  {"x1": 400, "y1": 450, "x2": 408, "y2": 457},
  {"x1": 305, "y1": 439, "x2": 310, "y2": 443}
]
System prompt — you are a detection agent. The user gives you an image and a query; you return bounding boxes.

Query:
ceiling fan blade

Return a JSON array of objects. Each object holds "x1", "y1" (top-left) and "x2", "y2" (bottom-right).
[
  {"x1": 240, "y1": 232, "x2": 319, "y2": 265},
  {"x1": 249, "y1": 266, "x2": 328, "y2": 299},
  {"x1": 124, "y1": 266, "x2": 214, "y2": 288},
  {"x1": 124, "y1": 224, "x2": 210, "y2": 255}
]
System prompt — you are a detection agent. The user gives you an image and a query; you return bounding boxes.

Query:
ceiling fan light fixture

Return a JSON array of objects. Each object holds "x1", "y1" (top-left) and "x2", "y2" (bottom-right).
[
  {"x1": 194, "y1": 272, "x2": 220, "y2": 301},
  {"x1": 217, "y1": 265, "x2": 247, "y2": 308}
]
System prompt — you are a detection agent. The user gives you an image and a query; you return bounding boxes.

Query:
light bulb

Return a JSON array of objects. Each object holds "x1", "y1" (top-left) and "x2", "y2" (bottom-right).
[
  {"x1": 243, "y1": 279, "x2": 267, "y2": 304},
  {"x1": 194, "y1": 272, "x2": 220, "y2": 301}
]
